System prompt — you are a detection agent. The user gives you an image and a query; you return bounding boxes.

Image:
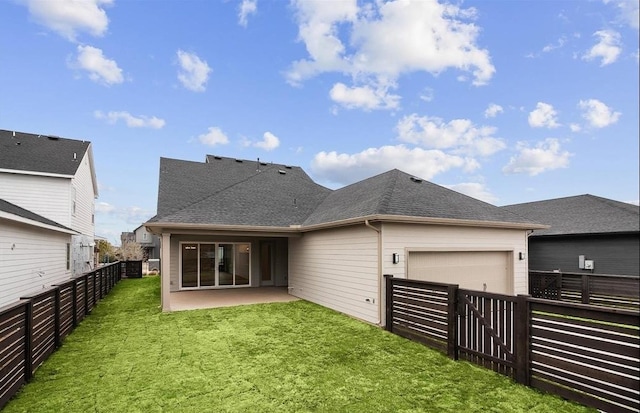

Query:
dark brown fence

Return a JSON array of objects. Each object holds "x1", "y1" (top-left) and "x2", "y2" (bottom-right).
[
  {"x1": 530, "y1": 270, "x2": 640, "y2": 310},
  {"x1": 121, "y1": 260, "x2": 143, "y2": 278},
  {"x1": 385, "y1": 275, "x2": 640, "y2": 413},
  {"x1": 0, "y1": 262, "x2": 121, "y2": 410}
]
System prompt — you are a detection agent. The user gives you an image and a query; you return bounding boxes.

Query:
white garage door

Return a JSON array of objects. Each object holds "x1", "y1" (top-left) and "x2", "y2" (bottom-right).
[{"x1": 408, "y1": 251, "x2": 511, "y2": 294}]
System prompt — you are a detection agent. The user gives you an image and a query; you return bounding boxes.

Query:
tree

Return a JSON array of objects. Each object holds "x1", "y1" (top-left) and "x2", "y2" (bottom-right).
[
  {"x1": 118, "y1": 241, "x2": 144, "y2": 261},
  {"x1": 97, "y1": 239, "x2": 116, "y2": 263}
]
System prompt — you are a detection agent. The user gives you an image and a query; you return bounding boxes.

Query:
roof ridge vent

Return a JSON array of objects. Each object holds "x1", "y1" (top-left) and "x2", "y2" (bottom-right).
[
  {"x1": 213, "y1": 156, "x2": 222, "y2": 160},
  {"x1": 410, "y1": 176, "x2": 422, "y2": 183},
  {"x1": 47, "y1": 135, "x2": 60, "y2": 140},
  {"x1": 285, "y1": 165, "x2": 292, "y2": 169},
  {"x1": 235, "y1": 159, "x2": 243, "y2": 163}
]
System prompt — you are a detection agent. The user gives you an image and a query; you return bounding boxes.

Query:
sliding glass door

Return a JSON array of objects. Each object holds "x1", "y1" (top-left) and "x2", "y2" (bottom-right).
[{"x1": 180, "y1": 242, "x2": 250, "y2": 288}]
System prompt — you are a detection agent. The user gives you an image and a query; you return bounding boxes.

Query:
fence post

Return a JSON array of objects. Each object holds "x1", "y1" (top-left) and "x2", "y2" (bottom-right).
[
  {"x1": 71, "y1": 279, "x2": 78, "y2": 328},
  {"x1": 84, "y1": 274, "x2": 89, "y2": 316},
  {"x1": 514, "y1": 294, "x2": 530, "y2": 386},
  {"x1": 24, "y1": 300, "x2": 33, "y2": 381},
  {"x1": 54, "y1": 287, "x2": 61, "y2": 348},
  {"x1": 447, "y1": 284, "x2": 459, "y2": 360},
  {"x1": 384, "y1": 274, "x2": 393, "y2": 332},
  {"x1": 581, "y1": 274, "x2": 590, "y2": 304}
]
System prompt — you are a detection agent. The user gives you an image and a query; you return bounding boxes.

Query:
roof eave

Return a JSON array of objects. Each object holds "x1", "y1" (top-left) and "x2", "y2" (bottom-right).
[
  {"x1": 0, "y1": 211, "x2": 78, "y2": 235},
  {"x1": 0, "y1": 168, "x2": 74, "y2": 179},
  {"x1": 301, "y1": 214, "x2": 548, "y2": 232},
  {"x1": 144, "y1": 221, "x2": 302, "y2": 235}
]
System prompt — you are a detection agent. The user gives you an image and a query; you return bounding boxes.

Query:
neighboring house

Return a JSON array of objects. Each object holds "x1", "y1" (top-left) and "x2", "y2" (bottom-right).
[
  {"x1": 120, "y1": 231, "x2": 135, "y2": 246},
  {"x1": 503, "y1": 195, "x2": 640, "y2": 276},
  {"x1": 0, "y1": 129, "x2": 98, "y2": 306},
  {"x1": 134, "y1": 224, "x2": 161, "y2": 260},
  {"x1": 145, "y1": 155, "x2": 544, "y2": 325}
]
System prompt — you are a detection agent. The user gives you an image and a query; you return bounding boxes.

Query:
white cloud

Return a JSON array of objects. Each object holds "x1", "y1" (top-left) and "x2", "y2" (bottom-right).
[
  {"x1": 198, "y1": 127, "x2": 229, "y2": 146},
  {"x1": 484, "y1": 103, "x2": 503, "y2": 118},
  {"x1": 73, "y1": 45, "x2": 123, "y2": 85},
  {"x1": 311, "y1": 145, "x2": 477, "y2": 186},
  {"x1": 604, "y1": 0, "x2": 639, "y2": 30},
  {"x1": 287, "y1": 0, "x2": 495, "y2": 110},
  {"x1": 444, "y1": 182, "x2": 498, "y2": 204},
  {"x1": 582, "y1": 30, "x2": 622, "y2": 66},
  {"x1": 578, "y1": 99, "x2": 621, "y2": 128},
  {"x1": 419, "y1": 87, "x2": 434, "y2": 102},
  {"x1": 24, "y1": 0, "x2": 112, "y2": 41},
  {"x1": 238, "y1": 0, "x2": 257, "y2": 27},
  {"x1": 329, "y1": 82, "x2": 400, "y2": 110},
  {"x1": 528, "y1": 102, "x2": 560, "y2": 128},
  {"x1": 176, "y1": 50, "x2": 211, "y2": 92},
  {"x1": 396, "y1": 114, "x2": 506, "y2": 156},
  {"x1": 569, "y1": 123, "x2": 582, "y2": 132},
  {"x1": 503, "y1": 138, "x2": 572, "y2": 176},
  {"x1": 254, "y1": 131, "x2": 280, "y2": 151},
  {"x1": 94, "y1": 111, "x2": 165, "y2": 129},
  {"x1": 95, "y1": 201, "x2": 115, "y2": 213}
]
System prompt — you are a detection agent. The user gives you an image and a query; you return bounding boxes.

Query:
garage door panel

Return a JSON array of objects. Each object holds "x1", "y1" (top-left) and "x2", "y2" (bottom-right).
[{"x1": 408, "y1": 251, "x2": 511, "y2": 294}]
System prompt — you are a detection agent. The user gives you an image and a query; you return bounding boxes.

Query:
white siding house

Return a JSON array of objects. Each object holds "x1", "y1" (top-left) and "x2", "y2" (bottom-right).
[{"x1": 0, "y1": 130, "x2": 98, "y2": 306}]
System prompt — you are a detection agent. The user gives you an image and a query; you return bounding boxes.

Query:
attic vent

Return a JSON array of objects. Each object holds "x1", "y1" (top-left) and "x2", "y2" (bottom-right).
[
  {"x1": 47, "y1": 136, "x2": 60, "y2": 140},
  {"x1": 235, "y1": 159, "x2": 243, "y2": 163},
  {"x1": 260, "y1": 162, "x2": 267, "y2": 166},
  {"x1": 214, "y1": 156, "x2": 222, "y2": 160},
  {"x1": 285, "y1": 165, "x2": 292, "y2": 169},
  {"x1": 410, "y1": 176, "x2": 422, "y2": 183},
  {"x1": 278, "y1": 170, "x2": 286, "y2": 175}
]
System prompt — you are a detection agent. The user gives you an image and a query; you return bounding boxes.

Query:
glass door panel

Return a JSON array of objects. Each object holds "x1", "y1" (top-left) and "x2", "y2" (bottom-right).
[
  {"x1": 181, "y1": 244, "x2": 198, "y2": 288},
  {"x1": 236, "y1": 244, "x2": 250, "y2": 285},
  {"x1": 200, "y1": 244, "x2": 216, "y2": 287},
  {"x1": 260, "y1": 242, "x2": 273, "y2": 285},
  {"x1": 219, "y1": 244, "x2": 234, "y2": 286}
]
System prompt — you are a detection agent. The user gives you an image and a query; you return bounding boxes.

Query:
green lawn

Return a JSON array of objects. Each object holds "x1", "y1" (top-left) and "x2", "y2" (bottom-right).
[{"x1": 4, "y1": 277, "x2": 593, "y2": 413}]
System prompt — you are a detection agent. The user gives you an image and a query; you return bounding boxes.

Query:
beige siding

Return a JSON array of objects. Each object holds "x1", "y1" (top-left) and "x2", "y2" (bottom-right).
[
  {"x1": 0, "y1": 173, "x2": 71, "y2": 226},
  {"x1": 381, "y1": 223, "x2": 529, "y2": 295},
  {"x1": 289, "y1": 225, "x2": 380, "y2": 324},
  {"x1": 0, "y1": 220, "x2": 72, "y2": 307}
]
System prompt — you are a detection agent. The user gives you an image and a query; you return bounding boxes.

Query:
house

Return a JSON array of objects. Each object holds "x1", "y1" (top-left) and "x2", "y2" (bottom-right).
[
  {"x1": 134, "y1": 224, "x2": 161, "y2": 260},
  {"x1": 0, "y1": 129, "x2": 98, "y2": 306},
  {"x1": 503, "y1": 195, "x2": 640, "y2": 276},
  {"x1": 145, "y1": 155, "x2": 545, "y2": 324},
  {"x1": 120, "y1": 231, "x2": 135, "y2": 246}
]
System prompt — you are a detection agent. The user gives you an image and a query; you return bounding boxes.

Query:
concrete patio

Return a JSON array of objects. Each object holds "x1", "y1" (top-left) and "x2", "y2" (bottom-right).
[{"x1": 168, "y1": 287, "x2": 299, "y2": 311}]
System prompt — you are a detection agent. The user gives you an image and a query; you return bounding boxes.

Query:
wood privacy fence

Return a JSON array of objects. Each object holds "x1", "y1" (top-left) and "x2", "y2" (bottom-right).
[
  {"x1": 530, "y1": 270, "x2": 640, "y2": 310},
  {"x1": 385, "y1": 275, "x2": 640, "y2": 413},
  {"x1": 0, "y1": 262, "x2": 121, "y2": 410}
]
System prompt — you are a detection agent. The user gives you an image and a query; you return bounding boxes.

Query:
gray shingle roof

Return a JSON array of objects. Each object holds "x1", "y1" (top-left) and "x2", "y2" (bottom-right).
[
  {"x1": 151, "y1": 156, "x2": 331, "y2": 226},
  {"x1": 152, "y1": 157, "x2": 540, "y2": 229},
  {"x1": 0, "y1": 198, "x2": 75, "y2": 233},
  {"x1": 502, "y1": 194, "x2": 640, "y2": 236},
  {"x1": 304, "y1": 169, "x2": 540, "y2": 226},
  {"x1": 0, "y1": 129, "x2": 90, "y2": 176}
]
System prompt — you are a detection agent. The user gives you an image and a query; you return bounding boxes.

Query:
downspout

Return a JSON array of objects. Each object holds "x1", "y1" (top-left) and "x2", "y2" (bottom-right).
[{"x1": 364, "y1": 219, "x2": 382, "y2": 325}]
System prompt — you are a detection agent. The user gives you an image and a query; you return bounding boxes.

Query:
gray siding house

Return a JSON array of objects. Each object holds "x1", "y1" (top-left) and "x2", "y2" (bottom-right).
[
  {"x1": 503, "y1": 195, "x2": 640, "y2": 276},
  {"x1": 146, "y1": 155, "x2": 544, "y2": 324}
]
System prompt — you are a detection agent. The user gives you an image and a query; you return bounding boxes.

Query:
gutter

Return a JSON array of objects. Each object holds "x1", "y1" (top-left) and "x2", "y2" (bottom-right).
[{"x1": 364, "y1": 219, "x2": 382, "y2": 325}]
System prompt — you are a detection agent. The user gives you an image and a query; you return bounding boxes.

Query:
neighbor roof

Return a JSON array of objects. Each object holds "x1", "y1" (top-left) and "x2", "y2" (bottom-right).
[
  {"x1": 0, "y1": 198, "x2": 76, "y2": 233},
  {"x1": 0, "y1": 129, "x2": 91, "y2": 176},
  {"x1": 150, "y1": 156, "x2": 543, "y2": 230},
  {"x1": 502, "y1": 194, "x2": 640, "y2": 236}
]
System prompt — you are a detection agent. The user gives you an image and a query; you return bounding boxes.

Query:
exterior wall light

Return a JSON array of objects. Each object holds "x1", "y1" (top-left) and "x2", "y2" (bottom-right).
[{"x1": 392, "y1": 253, "x2": 400, "y2": 264}]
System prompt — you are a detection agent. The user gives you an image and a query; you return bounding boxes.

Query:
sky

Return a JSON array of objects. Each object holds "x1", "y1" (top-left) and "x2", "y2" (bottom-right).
[{"x1": 1, "y1": 0, "x2": 638, "y2": 245}]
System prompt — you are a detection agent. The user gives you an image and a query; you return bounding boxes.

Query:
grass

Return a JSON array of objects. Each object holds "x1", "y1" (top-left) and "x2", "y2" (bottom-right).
[{"x1": 4, "y1": 277, "x2": 594, "y2": 413}]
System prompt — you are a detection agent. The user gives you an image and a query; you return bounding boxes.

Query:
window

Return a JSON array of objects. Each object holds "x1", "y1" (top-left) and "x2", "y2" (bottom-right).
[
  {"x1": 71, "y1": 187, "x2": 77, "y2": 216},
  {"x1": 180, "y1": 242, "x2": 250, "y2": 288},
  {"x1": 66, "y1": 243, "x2": 70, "y2": 270}
]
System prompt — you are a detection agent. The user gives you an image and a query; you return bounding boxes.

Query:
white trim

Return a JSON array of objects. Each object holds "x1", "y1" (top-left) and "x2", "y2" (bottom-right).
[
  {"x1": 0, "y1": 168, "x2": 74, "y2": 179},
  {"x1": 0, "y1": 210, "x2": 77, "y2": 235}
]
